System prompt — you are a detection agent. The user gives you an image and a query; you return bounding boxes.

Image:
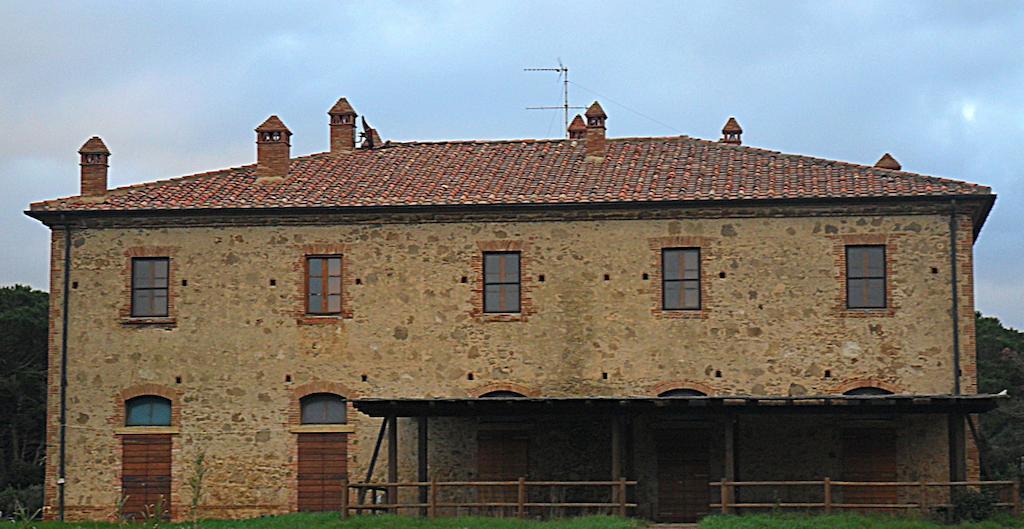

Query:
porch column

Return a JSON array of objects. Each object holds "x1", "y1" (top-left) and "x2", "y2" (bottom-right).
[
  {"x1": 948, "y1": 413, "x2": 966, "y2": 482},
  {"x1": 611, "y1": 415, "x2": 623, "y2": 479},
  {"x1": 387, "y1": 415, "x2": 398, "y2": 507},
  {"x1": 418, "y1": 416, "x2": 428, "y2": 515},
  {"x1": 723, "y1": 414, "x2": 737, "y2": 513}
]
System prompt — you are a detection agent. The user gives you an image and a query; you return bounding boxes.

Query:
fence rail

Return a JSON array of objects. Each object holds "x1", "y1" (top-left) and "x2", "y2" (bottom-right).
[
  {"x1": 343, "y1": 478, "x2": 638, "y2": 518},
  {"x1": 709, "y1": 479, "x2": 1021, "y2": 516}
]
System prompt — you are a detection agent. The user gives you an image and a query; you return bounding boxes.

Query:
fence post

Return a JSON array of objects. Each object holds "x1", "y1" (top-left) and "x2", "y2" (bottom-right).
[
  {"x1": 919, "y1": 481, "x2": 927, "y2": 515},
  {"x1": 823, "y1": 477, "x2": 832, "y2": 514},
  {"x1": 339, "y1": 478, "x2": 348, "y2": 519},
  {"x1": 429, "y1": 476, "x2": 438, "y2": 518},
  {"x1": 1013, "y1": 480, "x2": 1021, "y2": 518},
  {"x1": 720, "y1": 480, "x2": 730, "y2": 514},
  {"x1": 618, "y1": 477, "x2": 627, "y2": 517},
  {"x1": 517, "y1": 477, "x2": 526, "y2": 519}
]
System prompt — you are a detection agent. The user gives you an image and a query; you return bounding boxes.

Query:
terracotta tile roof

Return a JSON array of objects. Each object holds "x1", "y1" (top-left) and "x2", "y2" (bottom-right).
[{"x1": 30, "y1": 135, "x2": 991, "y2": 213}]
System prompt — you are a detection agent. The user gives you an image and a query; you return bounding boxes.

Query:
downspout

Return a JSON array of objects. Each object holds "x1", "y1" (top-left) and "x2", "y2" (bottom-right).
[
  {"x1": 949, "y1": 200, "x2": 961, "y2": 395},
  {"x1": 58, "y1": 217, "x2": 72, "y2": 521}
]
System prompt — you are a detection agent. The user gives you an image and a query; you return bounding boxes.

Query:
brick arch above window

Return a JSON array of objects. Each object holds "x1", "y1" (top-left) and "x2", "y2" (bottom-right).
[
  {"x1": 289, "y1": 381, "x2": 359, "y2": 427},
  {"x1": 832, "y1": 378, "x2": 902, "y2": 395},
  {"x1": 468, "y1": 382, "x2": 540, "y2": 398},
  {"x1": 113, "y1": 383, "x2": 181, "y2": 427},
  {"x1": 650, "y1": 380, "x2": 716, "y2": 397}
]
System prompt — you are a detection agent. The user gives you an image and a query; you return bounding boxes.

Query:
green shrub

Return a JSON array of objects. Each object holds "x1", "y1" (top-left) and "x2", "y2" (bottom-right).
[
  {"x1": 0, "y1": 485, "x2": 43, "y2": 519},
  {"x1": 950, "y1": 488, "x2": 996, "y2": 522}
]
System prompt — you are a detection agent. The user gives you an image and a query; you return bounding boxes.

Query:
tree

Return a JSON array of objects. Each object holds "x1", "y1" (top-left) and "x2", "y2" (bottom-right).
[
  {"x1": 976, "y1": 312, "x2": 1024, "y2": 481},
  {"x1": 0, "y1": 285, "x2": 48, "y2": 492}
]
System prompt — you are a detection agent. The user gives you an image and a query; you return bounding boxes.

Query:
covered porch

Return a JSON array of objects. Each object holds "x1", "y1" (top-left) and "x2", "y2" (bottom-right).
[{"x1": 347, "y1": 394, "x2": 1011, "y2": 521}]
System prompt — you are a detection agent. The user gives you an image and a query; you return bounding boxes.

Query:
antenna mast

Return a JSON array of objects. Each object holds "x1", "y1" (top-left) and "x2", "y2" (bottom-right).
[{"x1": 525, "y1": 60, "x2": 584, "y2": 138}]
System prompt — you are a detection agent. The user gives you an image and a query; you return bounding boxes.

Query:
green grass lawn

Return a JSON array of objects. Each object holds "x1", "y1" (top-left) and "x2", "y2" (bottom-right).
[
  {"x1": 16, "y1": 513, "x2": 1024, "y2": 529},
  {"x1": 22, "y1": 514, "x2": 641, "y2": 529},
  {"x1": 699, "y1": 513, "x2": 1024, "y2": 529}
]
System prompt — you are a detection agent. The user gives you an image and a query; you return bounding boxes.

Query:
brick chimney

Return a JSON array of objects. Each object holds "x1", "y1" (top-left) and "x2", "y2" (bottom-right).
[
  {"x1": 255, "y1": 115, "x2": 291, "y2": 179},
  {"x1": 328, "y1": 97, "x2": 357, "y2": 153},
  {"x1": 78, "y1": 136, "x2": 110, "y2": 196},
  {"x1": 568, "y1": 115, "x2": 586, "y2": 140},
  {"x1": 720, "y1": 117, "x2": 742, "y2": 145},
  {"x1": 584, "y1": 101, "x2": 607, "y2": 160},
  {"x1": 875, "y1": 153, "x2": 901, "y2": 170}
]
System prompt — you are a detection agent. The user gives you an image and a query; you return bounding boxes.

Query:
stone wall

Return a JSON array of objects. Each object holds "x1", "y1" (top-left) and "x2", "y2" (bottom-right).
[{"x1": 40, "y1": 204, "x2": 980, "y2": 520}]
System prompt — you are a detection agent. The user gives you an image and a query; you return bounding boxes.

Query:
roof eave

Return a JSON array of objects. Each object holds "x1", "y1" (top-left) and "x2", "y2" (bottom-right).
[{"x1": 24, "y1": 193, "x2": 996, "y2": 228}]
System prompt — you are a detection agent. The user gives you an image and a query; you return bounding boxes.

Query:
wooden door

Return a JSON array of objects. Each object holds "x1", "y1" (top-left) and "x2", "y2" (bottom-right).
[
  {"x1": 477, "y1": 433, "x2": 529, "y2": 507},
  {"x1": 297, "y1": 433, "x2": 348, "y2": 512},
  {"x1": 121, "y1": 434, "x2": 172, "y2": 519},
  {"x1": 841, "y1": 428, "x2": 897, "y2": 505},
  {"x1": 656, "y1": 429, "x2": 710, "y2": 522}
]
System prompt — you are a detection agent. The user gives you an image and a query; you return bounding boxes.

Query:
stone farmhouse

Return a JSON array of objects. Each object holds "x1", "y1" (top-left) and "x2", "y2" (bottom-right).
[{"x1": 26, "y1": 97, "x2": 1001, "y2": 523}]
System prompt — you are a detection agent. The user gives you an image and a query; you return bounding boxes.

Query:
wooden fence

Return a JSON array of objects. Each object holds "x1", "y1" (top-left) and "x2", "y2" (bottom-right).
[
  {"x1": 710, "y1": 479, "x2": 1021, "y2": 516},
  {"x1": 341, "y1": 478, "x2": 638, "y2": 518}
]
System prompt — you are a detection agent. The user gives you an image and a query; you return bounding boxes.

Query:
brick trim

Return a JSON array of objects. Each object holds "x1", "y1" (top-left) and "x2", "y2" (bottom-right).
[
  {"x1": 467, "y1": 382, "x2": 541, "y2": 398},
  {"x1": 120, "y1": 247, "x2": 178, "y2": 326},
  {"x1": 831, "y1": 234, "x2": 900, "y2": 317},
  {"x1": 293, "y1": 243, "x2": 354, "y2": 324},
  {"x1": 648, "y1": 236, "x2": 714, "y2": 319},
  {"x1": 650, "y1": 380, "x2": 716, "y2": 396},
  {"x1": 470, "y1": 240, "x2": 536, "y2": 322},
  {"x1": 831, "y1": 378, "x2": 903, "y2": 395}
]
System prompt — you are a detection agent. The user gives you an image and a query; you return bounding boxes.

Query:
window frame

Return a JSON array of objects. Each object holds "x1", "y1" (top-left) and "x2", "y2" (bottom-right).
[
  {"x1": 305, "y1": 255, "x2": 343, "y2": 316},
  {"x1": 130, "y1": 257, "x2": 170, "y2": 318},
  {"x1": 482, "y1": 251, "x2": 521, "y2": 314},
  {"x1": 300, "y1": 393, "x2": 348, "y2": 425},
  {"x1": 124, "y1": 395, "x2": 172, "y2": 427},
  {"x1": 845, "y1": 245, "x2": 887, "y2": 309},
  {"x1": 661, "y1": 248, "x2": 701, "y2": 311}
]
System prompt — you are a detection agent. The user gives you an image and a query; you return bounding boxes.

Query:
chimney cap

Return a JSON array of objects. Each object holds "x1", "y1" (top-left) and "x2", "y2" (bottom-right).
[
  {"x1": 256, "y1": 115, "x2": 290, "y2": 133},
  {"x1": 875, "y1": 153, "x2": 901, "y2": 170},
  {"x1": 722, "y1": 117, "x2": 743, "y2": 134},
  {"x1": 79, "y1": 136, "x2": 110, "y2": 154},
  {"x1": 585, "y1": 101, "x2": 607, "y2": 119},
  {"x1": 329, "y1": 97, "x2": 357, "y2": 116},
  {"x1": 568, "y1": 115, "x2": 586, "y2": 132}
]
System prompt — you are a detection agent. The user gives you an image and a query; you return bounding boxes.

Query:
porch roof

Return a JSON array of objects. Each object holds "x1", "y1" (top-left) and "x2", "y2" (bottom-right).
[{"x1": 351, "y1": 393, "x2": 1006, "y2": 417}]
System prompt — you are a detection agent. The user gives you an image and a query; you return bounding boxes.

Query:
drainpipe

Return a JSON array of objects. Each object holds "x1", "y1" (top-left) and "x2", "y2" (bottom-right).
[
  {"x1": 58, "y1": 217, "x2": 72, "y2": 521},
  {"x1": 949, "y1": 200, "x2": 961, "y2": 395}
]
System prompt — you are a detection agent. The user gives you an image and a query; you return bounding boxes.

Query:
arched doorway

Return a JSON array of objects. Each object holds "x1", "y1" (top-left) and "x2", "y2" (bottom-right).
[
  {"x1": 841, "y1": 387, "x2": 897, "y2": 506},
  {"x1": 121, "y1": 396, "x2": 173, "y2": 519},
  {"x1": 477, "y1": 390, "x2": 528, "y2": 512},
  {"x1": 654, "y1": 388, "x2": 710, "y2": 522},
  {"x1": 297, "y1": 393, "x2": 348, "y2": 512}
]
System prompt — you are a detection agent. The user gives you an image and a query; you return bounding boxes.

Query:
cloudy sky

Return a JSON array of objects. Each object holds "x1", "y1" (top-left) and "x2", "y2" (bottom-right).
[{"x1": 1, "y1": 1, "x2": 1021, "y2": 327}]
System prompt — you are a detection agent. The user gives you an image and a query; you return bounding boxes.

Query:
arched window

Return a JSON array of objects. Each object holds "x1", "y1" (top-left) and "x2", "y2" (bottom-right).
[
  {"x1": 658, "y1": 388, "x2": 707, "y2": 397},
  {"x1": 125, "y1": 396, "x2": 172, "y2": 426},
  {"x1": 843, "y1": 386, "x2": 894, "y2": 396},
  {"x1": 479, "y1": 391, "x2": 526, "y2": 398},
  {"x1": 300, "y1": 393, "x2": 347, "y2": 424}
]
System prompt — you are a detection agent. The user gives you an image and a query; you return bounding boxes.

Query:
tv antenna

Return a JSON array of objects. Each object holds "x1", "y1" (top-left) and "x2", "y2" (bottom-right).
[{"x1": 525, "y1": 60, "x2": 585, "y2": 138}]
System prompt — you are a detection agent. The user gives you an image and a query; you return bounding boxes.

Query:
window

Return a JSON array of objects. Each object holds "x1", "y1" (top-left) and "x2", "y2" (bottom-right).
[
  {"x1": 125, "y1": 396, "x2": 172, "y2": 426},
  {"x1": 662, "y1": 248, "x2": 700, "y2": 310},
  {"x1": 306, "y1": 256, "x2": 342, "y2": 315},
  {"x1": 300, "y1": 393, "x2": 347, "y2": 424},
  {"x1": 479, "y1": 391, "x2": 526, "y2": 398},
  {"x1": 846, "y1": 245, "x2": 886, "y2": 309},
  {"x1": 483, "y1": 252, "x2": 520, "y2": 313},
  {"x1": 131, "y1": 258, "x2": 169, "y2": 317},
  {"x1": 658, "y1": 388, "x2": 707, "y2": 397},
  {"x1": 843, "y1": 386, "x2": 894, "y2": 396}
]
